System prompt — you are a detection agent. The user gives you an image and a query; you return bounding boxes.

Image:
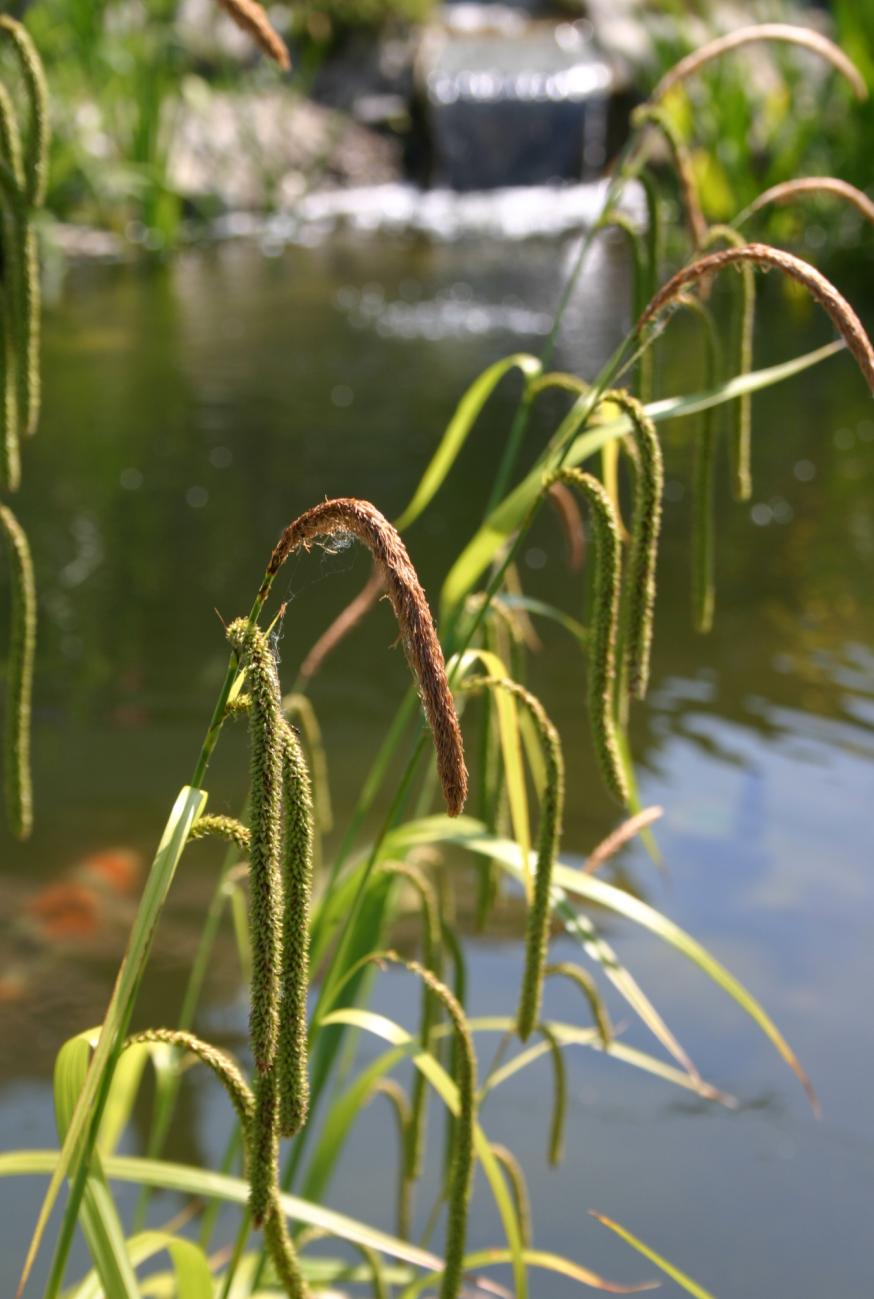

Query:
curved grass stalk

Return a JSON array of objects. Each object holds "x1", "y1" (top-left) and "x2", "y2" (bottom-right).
[
  {"x1": 735, "y1": 176, "x2": 874, "y2": 229},
  {"x1": 490, "y1": 1145, "x2": 531, "y2": 1248},
  {"x1": 538, "y1": 1024, "x2": 567, "y2": 1168},
  {"x1": 703, "y1": 224, "x2": 756, "y2": 501},
  {"x1": 542, "y1": 470, "x2": 628, "y2": 804},
  {"x1": 0, "y1": 503, "x2": 35, "y2": 839},
  {"x1": 0, "y1": 297, "x2": 18, "y2": 492},
  {"x1": 584, "y1": 806, "x2": 664, "y2": 875},
  {"x1": 631, "y1": 105, "x2": 706, "y2": 249},
  {"x1": 125, "y1": 1030, "x2": 254, "y2": 1128},
  {"x1": 261, "y1": 498, "x2": 468, "y2": 817},
  {"x1": 277, "y1": 717, "x2": 315, "y2": 1139},
  {"x1": 597, "y1": 390, "x2": 663, "y2": 701},
  {"x1": 544, "y1": 962, "x2": 612, "y2": 1049},
  {"x1": 597, "y1": 211, "x2": 646, "y2": 321},
  {"x1": 636, "y1": 243, "x2": 874, "y2": 394},
  {"x1": 649, "y1": 22, "x2": 867, "y2": 103},
  {"x1": 369, "y1": 1079, "x2": 414, "y2": 1240}
]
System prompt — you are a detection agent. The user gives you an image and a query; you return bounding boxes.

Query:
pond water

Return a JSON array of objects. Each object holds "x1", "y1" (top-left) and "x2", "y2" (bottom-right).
[{"x1": 1, "y1": 222, "x2": 873, "y2": 1297}]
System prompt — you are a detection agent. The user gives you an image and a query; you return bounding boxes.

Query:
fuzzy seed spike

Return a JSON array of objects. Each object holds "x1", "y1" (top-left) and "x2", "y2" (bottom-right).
[
  {"x1": 0, "y1": 17, "x2": 49, "y2": 207},
  {"x1": 283, "y1": 692, "x2": 333, "y2": 834},
  {"x1": 650, "y1": 22, "x2": 867, "y2": 104},
  {"x1": 262, "y1": 498, "x2": 467, "y2": 816},
  {"x1": 189, "y1": 813, "x2": 251, "y2": 852},
  {"x1": 464, "y1": 676, "x2": 563, "y2": 1041},
  {"x1": 543, "y1": 470, "x2": 628, "y2": 804},
  {"x1": 538, "y1": 1023, "x2": 567, "y2": 1168},
  {"x1": 0, "y1": 83, "x2": 24, "y2": 192},
  {"x1": 125, "y1": 1028, "x2": 254, "y2": 1127},
  {"x1": 250, "y1": 1066, "x2": 279, "y2": 1228},
  {"x1": 599, "y1": 390, "x2": 663, "y2": 701},
  {"x1": 0, "y1": 504, "x2": 35, "y2": 839},
  {"x1": 227, "y1": 619, "x2": 283, "y2": 1075},
  {"x1": 544, "y1": 962, "x2": 613, "y2": 1049},
  {"x1": 491, "y1": 1144, "x2": 532, "y2": 1247},
  {"x1": 276, "y1": 717, "x2": 314, "y2": 1138},
  {"x1": 0, "y1": 302, "x2": 19, "y2": 491}
]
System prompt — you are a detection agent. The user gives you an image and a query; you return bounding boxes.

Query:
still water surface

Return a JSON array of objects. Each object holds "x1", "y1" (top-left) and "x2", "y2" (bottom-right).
[{"x1": 1, "y1": 229, "x2": 873, "y2": 1296}]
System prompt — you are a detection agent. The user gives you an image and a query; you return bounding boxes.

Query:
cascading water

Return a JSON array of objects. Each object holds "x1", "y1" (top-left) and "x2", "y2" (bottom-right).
[{"x1": 419, "y1": 4, "x2": 618, "y2": 190}]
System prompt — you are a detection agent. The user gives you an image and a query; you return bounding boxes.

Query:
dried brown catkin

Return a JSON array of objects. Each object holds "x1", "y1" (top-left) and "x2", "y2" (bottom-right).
[{"x1": 261, "y1": 498, "x2": 468, "y2": 816}]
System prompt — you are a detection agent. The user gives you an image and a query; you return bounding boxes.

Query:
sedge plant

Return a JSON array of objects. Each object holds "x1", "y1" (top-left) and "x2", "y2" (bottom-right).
[{"x1": 4, "y1": 18, "x2": 874, "y2": 1299}]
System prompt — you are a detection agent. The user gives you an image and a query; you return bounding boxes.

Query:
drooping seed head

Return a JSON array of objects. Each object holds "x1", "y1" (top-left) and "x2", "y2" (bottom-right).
[
  {"x1": 262, "y1": 498, "x2": 468, "y2": 816},
  {"x1": 215, "y1": 0, "x2": 291, "y2": 70},
  {"x1": 649, "y1": 23, "x2": 867, "y2": 104},
  {"x1": 738, "y1": 176, "x2": 874, "y2": 228},
  {"x1": 631, "y1": 105, "x2": 706, "y2": 249},
  {"x1": 636, "y1": 243, "x2": 874, "y2": 395},
  {"x1": 1, "y1": 504, "x2": 35, "y2": 839}
]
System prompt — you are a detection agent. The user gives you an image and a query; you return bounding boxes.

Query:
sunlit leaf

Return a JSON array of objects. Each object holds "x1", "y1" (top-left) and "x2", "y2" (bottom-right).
[
  {"x1": 591, "y1": 1213, "x2": 718, "y2": 1299},
  {"x1": 395, "y1": 353, "x2": 541, "y2": 532},
  {"x1": 441, "y1": 341, "x2": 844, "y2": 613},
  {"x1": 21, "y1": 785, "x2": 207, "y2": 1299},
  {"x1": 68, "y1": 1231, "x2": 214, "y2": 1299}
]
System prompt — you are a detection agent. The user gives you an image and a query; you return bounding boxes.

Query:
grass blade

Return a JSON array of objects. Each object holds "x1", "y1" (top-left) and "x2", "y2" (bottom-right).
[
  {"x1": 69, "y1": 1231, "x2": 214, "y2": 1299},
  {"x1": 19, "y1": 784, "x2": 207, "y2": 1298},
  {"x1": 395, "y1": 354, "x2": 541, "y2": 533},
  {"x1": 591, "y1": 1213, "x2": 717, "y2": 1299},
  {"x1": 441, "y1": 341, "x2": 844, "y2": 612}
]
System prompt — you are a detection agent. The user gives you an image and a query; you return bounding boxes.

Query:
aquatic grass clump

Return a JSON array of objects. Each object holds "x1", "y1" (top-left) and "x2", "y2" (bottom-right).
[
  {"x1": 543, "y1": 469, "x2": 628, "y2": 805},
  {"x1": 262, "y1": 497, "x2": 468, "y2": 817},
  {"x1": 0, "y1": 502, "x2": 35, "y2": 840}
]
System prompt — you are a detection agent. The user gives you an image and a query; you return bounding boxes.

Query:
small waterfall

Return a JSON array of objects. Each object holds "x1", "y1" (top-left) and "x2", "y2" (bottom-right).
[{"x1": 420, "y1": 5, "x2": 617, "y2": 190}]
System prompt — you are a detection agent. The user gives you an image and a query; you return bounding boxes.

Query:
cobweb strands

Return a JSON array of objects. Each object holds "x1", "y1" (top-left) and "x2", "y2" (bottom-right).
[{"x1": 261, "y1": 498, "x2": 468, "y2": 816}]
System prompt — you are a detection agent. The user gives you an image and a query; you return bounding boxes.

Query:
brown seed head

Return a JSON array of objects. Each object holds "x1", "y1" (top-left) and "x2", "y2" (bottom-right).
[
  {"x1": 263, "y1": 498, "x2": 467, "y2": 816},
  {"x1": 650, "y1": 23, "x2": 867, "y2": 103},
  {"x1": 740, "y1": 176, "x2": 874, "y2": 227},
  {"x1": 216, "y1": 0, "x2": 290, "y2": 70},
  {"x1": 636, "y1": 243, "x2": 874, "y2": 394}
]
